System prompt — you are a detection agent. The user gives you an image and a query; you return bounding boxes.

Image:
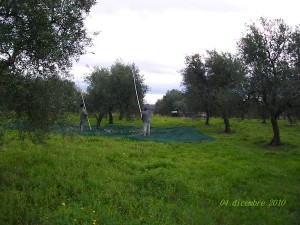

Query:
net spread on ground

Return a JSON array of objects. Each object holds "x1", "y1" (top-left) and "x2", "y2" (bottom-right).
[
  {"x1": 80, "y1": 125, "x2": 214, "y2": 143},
  {"x1": 8, "y1": 123, "x2": 214, "y2": 143}
]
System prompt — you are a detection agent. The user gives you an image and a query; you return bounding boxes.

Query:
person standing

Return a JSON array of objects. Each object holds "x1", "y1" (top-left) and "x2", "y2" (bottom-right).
[
  {"x1": 79, "y1": 103, "x2": 88, "y2": 132},
  {"x1": 141, "y1": 106, "x2": 150, "y2": 136}
]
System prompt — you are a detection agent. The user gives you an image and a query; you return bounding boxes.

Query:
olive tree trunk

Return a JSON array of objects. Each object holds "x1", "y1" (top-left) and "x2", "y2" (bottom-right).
[
  {"x1": 222, "y1": 112, "x2": 231, "y2": 133},
  {"x1": 269, "y1": 115, "x2": 282, "y2": 146}
]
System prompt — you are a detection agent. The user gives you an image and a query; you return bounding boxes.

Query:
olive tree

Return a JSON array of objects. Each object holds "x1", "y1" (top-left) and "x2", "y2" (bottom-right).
[
  {"x1": 86, "y1": 61, "x2": 148, "y2": 127},
  {"x1": 238, "y1": 18, "x2": 298, "y2": 146},
  {"x1": 154, "y1": 89, "x2": 185, "y2": 116},
  {"x1": 205, "y1": 50, "x2": 246, "y2": 133},
  {"x1": 0, "y1": 0, "x2": 97, "y2": 141},
  {"x1": 181, "y1": 54, "x2": 214, "y2": 125}
]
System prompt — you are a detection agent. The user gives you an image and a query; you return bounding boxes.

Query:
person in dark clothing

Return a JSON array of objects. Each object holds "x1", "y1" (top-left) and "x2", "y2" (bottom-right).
[
  {"x1": 79, "y1": 103, "x2": 88, "y2": 132},
  {"x1": 141, "y1": 106, "x2": 150, "y2": 136}
]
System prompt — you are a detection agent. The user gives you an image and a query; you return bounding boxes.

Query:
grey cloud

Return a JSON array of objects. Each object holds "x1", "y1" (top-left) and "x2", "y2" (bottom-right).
[
  {"x1": 136, "y1": 60, "x2": 178, "y2": 74},
  {"x1": 74, "y1": 55, "x2": 179, "y2": 76},
  {"x1": 96, "y1": 0, "x2": 247, "y2": 14},
  {"x1": 148, "y1": 82, "x2": 182, "y2": 95}
]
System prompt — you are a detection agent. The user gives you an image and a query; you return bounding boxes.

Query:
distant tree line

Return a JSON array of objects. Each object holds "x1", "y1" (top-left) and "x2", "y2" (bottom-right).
[{"x1": 155, "y1": 18, "x2": 300, "y2": 146}]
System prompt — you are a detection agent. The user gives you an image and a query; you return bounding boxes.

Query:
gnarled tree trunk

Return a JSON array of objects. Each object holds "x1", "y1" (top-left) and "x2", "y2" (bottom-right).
[
  {"x1": 205, "y1": 110, "x2": 210, "y2": 125},
  {"x1": 108, "y1": 107, "x2": 113, "y2": 124},
  {"x1": 95, "y1": 113, "x2": 104, "y2": 130},
  {"x1": 269, "y1": 115, "x2": 281, "y2": 146},
  {"x1": 222, "y1": 112, "x2": 231, "y2": 133}
]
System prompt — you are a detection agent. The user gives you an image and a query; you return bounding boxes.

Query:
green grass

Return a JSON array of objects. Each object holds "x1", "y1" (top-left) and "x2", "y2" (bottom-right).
[{"x1": 0, "y1": 116, "x2": 299, "y2": 225}]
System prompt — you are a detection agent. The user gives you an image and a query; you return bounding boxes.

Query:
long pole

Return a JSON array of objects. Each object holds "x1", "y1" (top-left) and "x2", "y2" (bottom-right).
[
  {"x1": 132, "y1": 72, "x2": 142, "y2": 118},
  {"x1": 77, "y1": 76, "x2": 92, "y2": 130},
  {"x1": 80, "y1": 90, "x2": 92, "y2": 130}
]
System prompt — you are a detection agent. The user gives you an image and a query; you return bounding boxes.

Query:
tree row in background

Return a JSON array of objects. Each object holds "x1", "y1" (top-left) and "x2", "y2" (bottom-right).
[{"x1": 156, "y1": 18, "x2": 300, "y2": 146}]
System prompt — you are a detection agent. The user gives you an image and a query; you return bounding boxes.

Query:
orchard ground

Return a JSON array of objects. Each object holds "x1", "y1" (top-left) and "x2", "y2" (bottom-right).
[{"x1": 0, "y1": 116, "x2": 299, "y2": 225}]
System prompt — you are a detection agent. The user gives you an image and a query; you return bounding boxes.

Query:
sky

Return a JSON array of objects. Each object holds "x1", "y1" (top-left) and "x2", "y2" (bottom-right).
[{"x1": 71, "y1": 0, "x2": 299, "y2": 104}]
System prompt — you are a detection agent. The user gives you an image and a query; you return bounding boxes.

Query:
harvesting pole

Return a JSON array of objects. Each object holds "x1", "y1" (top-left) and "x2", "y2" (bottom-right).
[
  {"x1": 77, "y1": 76, "x2": 92, "y2": 130},
  {"x1": 132, "y1": 72, "x2": 142, "y2": 118}
]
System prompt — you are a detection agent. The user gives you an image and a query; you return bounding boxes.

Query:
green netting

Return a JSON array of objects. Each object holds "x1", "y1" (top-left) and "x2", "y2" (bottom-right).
[
  {"x1": 81, "y1": 125, "x2": 214, "y2": 143},
  {"x1": 8, "y1": 123, "x2": 214, "y2": 143}
]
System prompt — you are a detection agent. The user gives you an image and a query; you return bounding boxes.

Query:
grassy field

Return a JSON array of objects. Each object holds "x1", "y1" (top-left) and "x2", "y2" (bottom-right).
[{"x1": 0, "y1": 116, "x2": 299, "y2": 225}]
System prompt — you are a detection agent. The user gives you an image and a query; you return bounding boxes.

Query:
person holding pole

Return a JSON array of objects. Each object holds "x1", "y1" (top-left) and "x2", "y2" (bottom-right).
[
  {"x1": 141, "y1": 106, "x2": 150, "y2": 136},
  {"x1": 79, "y1": 103, "x2": 88, "y2": 132}
]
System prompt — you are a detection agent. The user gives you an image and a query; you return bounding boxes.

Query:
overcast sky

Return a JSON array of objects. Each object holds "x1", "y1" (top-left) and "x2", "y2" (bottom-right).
[{"x1": 71, "y1": 0, "x2": 299, "y2": 104}]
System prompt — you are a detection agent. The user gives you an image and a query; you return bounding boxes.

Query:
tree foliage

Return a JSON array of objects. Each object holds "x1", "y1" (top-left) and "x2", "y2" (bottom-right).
[
  {"x1": 205, "y1": 50, "x2": 246, "y2": 133},
  {"x1": 0, "y1": 0, "x2": 96, "y2": 76},
  {"x1": 2, "y1": 73, "x2": 79, "y2": 142},
  {"x1": 181, "y1": 51, "x2": 246, "y2": 131},
  {"x1": 155, "y1": 89, "x2": 185, "y2": 116},
  {"x1": 86, "y1": 61, "x2": 149, "y2": 127},
  {"x1": 181, "y1": 54, "x2": 213, "y2": 124},
  {"x1": 110, "y1": 61, "x2": 148, "y2": 120}
]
